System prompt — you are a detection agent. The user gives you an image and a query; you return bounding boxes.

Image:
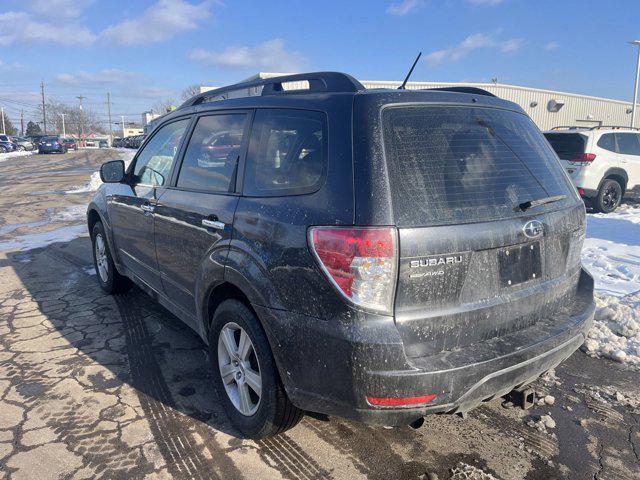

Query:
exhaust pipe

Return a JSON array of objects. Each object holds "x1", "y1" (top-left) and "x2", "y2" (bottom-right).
[{"x1": 409, "y1": 417, "x2": 425, "y2": 429}]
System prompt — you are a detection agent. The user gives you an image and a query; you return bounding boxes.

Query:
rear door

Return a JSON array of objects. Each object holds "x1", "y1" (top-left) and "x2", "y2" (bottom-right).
[
  {"x1": 615, "y1": 132, "x2": 640, "y2": 190},
  {"x1": 153, "y1": 111, "x2": 250, "y2": 323},
  {"x1": 381, "y1": 105, "x2": 584, "y2": 357}
]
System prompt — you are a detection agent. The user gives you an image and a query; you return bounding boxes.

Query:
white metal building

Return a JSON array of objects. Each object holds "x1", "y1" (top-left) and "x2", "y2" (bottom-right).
[{"x1": 201, "y1": 73, "x2": 637, "y2": 131}]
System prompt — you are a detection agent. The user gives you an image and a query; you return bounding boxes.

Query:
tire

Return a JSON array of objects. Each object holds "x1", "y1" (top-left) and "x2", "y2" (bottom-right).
[
  {"x1": 91, "y1": 221, "x2": 132, "y2": 294},
  {"x1": 17, "y1": 146, "x2": 25, "y2": 151},
  {"x1": 595, "y1": 179, "x2": 622, "y2": 213},
  {"x1": 0, "y1": 146, "x2": 6, "y2": 153},
  {"x1": 209, "y1": 300, "x2": 303, "y2": 438}
]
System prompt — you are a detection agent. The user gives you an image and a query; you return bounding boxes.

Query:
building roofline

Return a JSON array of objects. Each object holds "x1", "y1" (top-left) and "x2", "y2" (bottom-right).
[{"x1": 206, "y1": 72, "x2": 636, "y2": 107}]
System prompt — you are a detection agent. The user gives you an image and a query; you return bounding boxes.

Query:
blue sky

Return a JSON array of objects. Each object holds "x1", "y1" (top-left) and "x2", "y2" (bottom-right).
[{"x1": 1, "y1": 0, "x2": 639, "y2": 127}]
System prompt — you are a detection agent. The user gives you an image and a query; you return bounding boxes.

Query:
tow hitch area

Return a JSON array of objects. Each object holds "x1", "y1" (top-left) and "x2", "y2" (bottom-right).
[{"x1": 503, "y1": 386, "x2": 536, "y2": 410}]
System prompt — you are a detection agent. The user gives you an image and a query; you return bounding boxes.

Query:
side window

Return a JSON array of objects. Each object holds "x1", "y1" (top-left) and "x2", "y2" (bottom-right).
[
  {"x1": 597, "y1": 133, "x2": 616, "y2": 153},
  {"x1": 132, "y1": 119, "x2": 190, "y2": 186},
  {"x1": 244, "y1": 109, "x2": 327, "y2": 196},
  {"x1": 176, "y1": 114, "x2": 247, "y2": 192},
  {"x1": 615, "y1": 133, "x2": 640, "y2": 156}
]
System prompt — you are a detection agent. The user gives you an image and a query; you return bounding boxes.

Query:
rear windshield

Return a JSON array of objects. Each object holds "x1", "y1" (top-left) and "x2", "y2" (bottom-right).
[
  {"x1": 543, "y1": 133, "x2": 586, "y2": 160},
  {"x1": 382, "y1": 106, "x2": 575, "y2": 227}
]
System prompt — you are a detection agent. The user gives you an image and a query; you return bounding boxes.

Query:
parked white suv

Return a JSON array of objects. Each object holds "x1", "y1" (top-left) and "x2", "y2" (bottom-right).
[{"x1": 544, "y1": 126, "x2": 640, "y2": 213}]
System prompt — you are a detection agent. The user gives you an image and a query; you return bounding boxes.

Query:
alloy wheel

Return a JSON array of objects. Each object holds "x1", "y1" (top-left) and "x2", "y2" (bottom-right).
[
  {"x1": 603, "y1": 185, "x2": 620, "y2": 209},
  {"x1": 217, "y1": 322, "x2": 262, "y2": 416},
  {"x1": 94, "y1": 233, "x2": 109, "y2": 283}
]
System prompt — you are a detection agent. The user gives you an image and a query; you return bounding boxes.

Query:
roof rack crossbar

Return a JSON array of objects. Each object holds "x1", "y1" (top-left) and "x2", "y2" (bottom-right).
[{"x1": 182, "y1": 72, "x2": 364, "y2": 107}]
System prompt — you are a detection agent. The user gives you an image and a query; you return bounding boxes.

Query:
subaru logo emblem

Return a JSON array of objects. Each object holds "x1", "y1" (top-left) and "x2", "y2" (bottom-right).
[{"x1": 523, "y1": 220, "x2": 543, "y2": 238}]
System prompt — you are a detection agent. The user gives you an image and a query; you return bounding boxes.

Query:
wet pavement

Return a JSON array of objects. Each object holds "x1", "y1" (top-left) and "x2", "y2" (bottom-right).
[{"x1": 0, "y1": 150, "x2": 638, "y2": 479}]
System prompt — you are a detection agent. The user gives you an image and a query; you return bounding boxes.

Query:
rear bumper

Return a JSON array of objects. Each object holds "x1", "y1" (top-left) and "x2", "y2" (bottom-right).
[{"x1": 257, "y1": 268, "x2": 595, "y2": 426}]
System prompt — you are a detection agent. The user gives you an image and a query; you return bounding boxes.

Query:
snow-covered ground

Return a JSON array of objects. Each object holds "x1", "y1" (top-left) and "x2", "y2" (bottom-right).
[
  {"x1": 581, "y1": 203, "x2": 640, "y2": 368},
  {"x1": 0, "y1": 150, "x2": 35, "y2": 162},
  {"x1": 66, "y1": 149, "x2": 135, "y2": 193},
  {"x1": 0, "y1": 150, "x2": 134, "y2": 253}
]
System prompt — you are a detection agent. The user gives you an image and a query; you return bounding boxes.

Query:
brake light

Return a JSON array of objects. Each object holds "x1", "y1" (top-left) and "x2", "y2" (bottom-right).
[
  {"x1": 366, "y1": 394, "x2": 437, "y2": 407},
  {"x1": 577, "y1": 188, "x2": 586, "y2": 197},
  {"x1": 309, "y1": 226, "x2": 397, "y2": 313},
  {"x1": 570, "y1": 153, "x2": 596, "y2": 164}
]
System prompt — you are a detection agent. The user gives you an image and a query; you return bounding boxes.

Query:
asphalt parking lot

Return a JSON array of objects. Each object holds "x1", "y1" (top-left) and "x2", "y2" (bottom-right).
[{"x1": 0, "y1": 150, "x2": 638, "y2": 480}]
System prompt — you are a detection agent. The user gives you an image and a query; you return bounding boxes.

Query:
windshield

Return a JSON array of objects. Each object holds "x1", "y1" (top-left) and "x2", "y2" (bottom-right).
[
  {"x1": 543, "y1": 133, "x2": 587, "y2": 160},
  {"x1": 382, "y1": 105, "x2": 576, "y2": 226}
]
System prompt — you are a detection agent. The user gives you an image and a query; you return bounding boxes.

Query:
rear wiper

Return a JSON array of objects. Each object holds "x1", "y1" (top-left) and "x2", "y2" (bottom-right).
[{"x1": 516, "y1": 195, "x2": 567, "y2": 212}]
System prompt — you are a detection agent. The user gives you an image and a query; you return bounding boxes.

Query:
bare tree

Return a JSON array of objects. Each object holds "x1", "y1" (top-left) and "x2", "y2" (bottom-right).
[
  {"x1": 151, "y1": 98, "x2": 178, "y2": 115},
  {"x1": 38, "y1": 100, "x2": 106, "y2": 136},
  {"x1": 181, "y1": 84, "x2": 202, "y2": 101}
]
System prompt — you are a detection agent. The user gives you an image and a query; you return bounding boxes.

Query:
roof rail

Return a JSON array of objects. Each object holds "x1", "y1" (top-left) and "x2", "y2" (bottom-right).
[
  {"x1": 588, "y1": 125, "x2": 640, "y2": 131},
  {"x1": 550, "y1": 125, "x2": 640, "y2": 131},
  {"x1": 424, "y1": 86, "x2": 496, "y2": 97},
  {"x1": 550, "y1": 125, "x2": 592, "y2": 131},
  {"x1": 182, "y1": 72, "x2": 364, "y2": 107}
]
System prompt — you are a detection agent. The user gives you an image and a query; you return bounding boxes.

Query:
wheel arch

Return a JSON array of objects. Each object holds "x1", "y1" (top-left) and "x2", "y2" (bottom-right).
[{"x1": 599, "y1": 168, "x2": 628, "y2": 194}]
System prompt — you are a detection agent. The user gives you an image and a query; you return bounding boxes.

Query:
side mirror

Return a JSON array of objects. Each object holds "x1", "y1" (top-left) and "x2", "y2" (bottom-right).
[{"x1": 100, "y1": 160, "x2": 125, "y2": 183}]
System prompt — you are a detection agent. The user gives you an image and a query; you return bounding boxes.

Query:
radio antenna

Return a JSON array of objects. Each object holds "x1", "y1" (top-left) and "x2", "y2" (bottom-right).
[{"x1": 398, "y1": 52, "x2": 422, "y2": 90}]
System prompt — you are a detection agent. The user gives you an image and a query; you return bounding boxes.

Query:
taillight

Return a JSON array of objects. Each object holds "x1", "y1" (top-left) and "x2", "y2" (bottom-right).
[
  {"x1": 308, "y1": 226, "x2": 397, "y2": 313},
  {"x1": 570, "y1": 153, "x2": 596, "y2": 164}
]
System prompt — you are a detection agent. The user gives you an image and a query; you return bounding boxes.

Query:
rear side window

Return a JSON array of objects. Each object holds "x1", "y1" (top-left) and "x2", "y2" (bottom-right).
[
  {"x1": 243, "y1": 109, "x2": 327, "y2": 196},
  {"x1": 543, "y1": 133, "x2": 586, "y2": 160},
  {"x1": 382, "y1": 106, "x2": 575, "y2": 226},
  {"x1": 177, "y1": 114, "x2": 247, "y2": 193},
  {"x1": 597, "y1": 133, "x2": 616, "y2": 152},
  {"x1": 615, "y1": 133, "x2": 640, "y2": 156}
]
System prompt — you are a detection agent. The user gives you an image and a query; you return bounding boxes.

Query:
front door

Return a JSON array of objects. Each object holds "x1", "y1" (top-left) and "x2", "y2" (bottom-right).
[
  {"x1": 108, "y1": 118, "x2": 191, "y2": 291},
  {"x1": 154, "y1": 112, "x2": 250, "y2": 325}
]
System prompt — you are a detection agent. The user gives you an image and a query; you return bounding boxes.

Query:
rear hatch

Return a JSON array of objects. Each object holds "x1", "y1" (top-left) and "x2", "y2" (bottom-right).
[
  {"x1": 543, "y1": 132, "x2": 588, "y2": 181},
  {"x1": 379, "y1": 104, "x2": 585, "y2": 358}
]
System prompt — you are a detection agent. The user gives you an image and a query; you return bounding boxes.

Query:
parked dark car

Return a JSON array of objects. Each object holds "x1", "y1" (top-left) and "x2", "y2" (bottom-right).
[
  {"x1": 0, "y1": 139, "x2": 16, "y2": 153},
  {"x1": 88, "y1": 72, "x2": 595, "y2": 439},
  {"x1": 27, "y1": 135, "x2": 45, "y2": 148},
  {"x1": 61, "y1": 138, "x2": 78, "y2": 150},
  {"x1": 38, "y1": 135, "x2": 67, "y2": 154},
  {"x1": 112, "y1": 138, "x2": 124, "y2": 148}
]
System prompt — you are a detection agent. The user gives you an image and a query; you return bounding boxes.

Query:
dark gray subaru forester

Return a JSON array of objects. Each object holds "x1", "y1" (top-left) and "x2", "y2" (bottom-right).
[{"x1": 88, "y1": 72, "x2": 595, "y2": 438}]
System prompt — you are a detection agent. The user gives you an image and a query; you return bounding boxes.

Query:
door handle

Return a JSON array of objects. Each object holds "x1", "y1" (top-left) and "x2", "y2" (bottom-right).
[
  {"x1": 140, "y1": 204, "x2": 154, "y2": 214},
  {"x1": 202, "y1": 219, "x2": 225, "y2": 230}
]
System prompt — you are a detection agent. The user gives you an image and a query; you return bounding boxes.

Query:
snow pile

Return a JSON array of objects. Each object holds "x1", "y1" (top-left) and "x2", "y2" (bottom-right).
[
  {"x1": 0, "y1": 150, "x2": 35, "y2": 162},
  {"x1": 580, "y1": 203, "x2": 640, "y2": 368},
  {"x1": 0, "y1": 225, "x2": 88, "y2": 252},
  {"x1": 66, "y1": 150, "x2": 134, "y2": 193},
  {"x1": 583, "y1": 293, "x2": 640, "y2": 366},
  {"x1": 66, "y1": 171, "x2": 102, "y2": 193}
]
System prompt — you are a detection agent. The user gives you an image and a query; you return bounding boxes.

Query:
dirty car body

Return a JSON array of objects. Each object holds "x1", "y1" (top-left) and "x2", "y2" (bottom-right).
[{"x1": 87, "y1": 72, "x2": 595, "y2": 434}]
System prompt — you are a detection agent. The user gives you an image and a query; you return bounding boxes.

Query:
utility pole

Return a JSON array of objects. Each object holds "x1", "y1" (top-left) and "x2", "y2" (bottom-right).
[
  {"x1": 76, "y1": 95, "x2": 86, "y2": 147},
  {"x1": 40, "y1": 81, "x2": 47, "y2": 134},
  {"x1": 1, "y1": 107, "x2": 5, "y2": 136},
  {"x1": 58, "y1": 113, "x2": 66, "y2": 138},
  {"x1": 630, "y1": 40, "x2": 640, "y2": 128},
  {"x1": 20, "y1": 109, "x2": 24, "y2": 136},
  {"x1": 106, "y1": 92, "x2": 113, "y2": 145},
  {"x1": 121, "y1": 115, "x2": 125, "y2": 138}
]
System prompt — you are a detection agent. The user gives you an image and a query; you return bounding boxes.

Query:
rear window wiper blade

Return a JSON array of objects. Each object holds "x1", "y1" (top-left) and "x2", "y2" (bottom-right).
[{"x1": 516, "y1": 194, "x2": 567, "y2": 212}]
